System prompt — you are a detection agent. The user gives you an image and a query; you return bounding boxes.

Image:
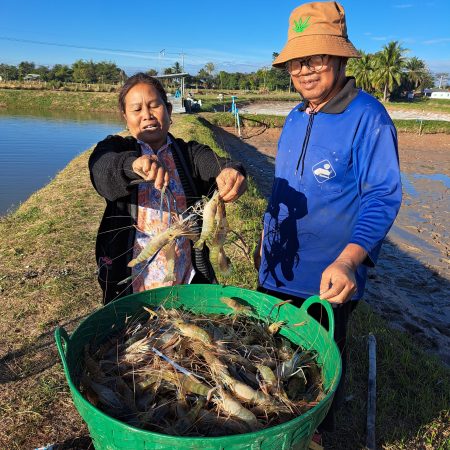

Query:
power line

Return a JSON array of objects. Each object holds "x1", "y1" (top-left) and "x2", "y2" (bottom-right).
[{"x1": 0, "y1": 36, "x2": 185, "y2": 56}]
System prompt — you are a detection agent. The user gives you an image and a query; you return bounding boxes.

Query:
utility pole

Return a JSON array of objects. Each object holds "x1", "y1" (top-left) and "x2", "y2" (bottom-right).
[
  {"x1": 435, "y1": 72, "x2": 449, "y2": 89},
  {"x1": 159, "y1": 49, "x2": 165, "y2": 74},
  {"x1": 180, "y1": 50, "x2": 185, "y2": 72}
]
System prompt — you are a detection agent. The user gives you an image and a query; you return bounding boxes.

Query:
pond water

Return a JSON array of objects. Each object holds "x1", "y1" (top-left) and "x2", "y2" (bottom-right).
[{"x1": 0, "y1": 109, "x2": 123, "y2": 215}]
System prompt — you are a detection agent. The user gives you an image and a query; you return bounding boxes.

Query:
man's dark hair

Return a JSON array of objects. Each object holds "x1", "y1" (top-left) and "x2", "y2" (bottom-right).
[{"x1": 118, "y1": 73, "x2": 169, "y2": 113}]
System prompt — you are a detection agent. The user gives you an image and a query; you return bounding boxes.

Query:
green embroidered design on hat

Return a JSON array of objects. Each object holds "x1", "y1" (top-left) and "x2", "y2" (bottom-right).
[{"x1": 292, "y1": 16, "x2": 311, "y2": 33}]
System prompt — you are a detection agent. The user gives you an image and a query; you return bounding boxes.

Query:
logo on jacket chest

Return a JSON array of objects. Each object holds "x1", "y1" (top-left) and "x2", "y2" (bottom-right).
[{"x1": 312, "y1": 160, "x2": 336, "y2": 183}]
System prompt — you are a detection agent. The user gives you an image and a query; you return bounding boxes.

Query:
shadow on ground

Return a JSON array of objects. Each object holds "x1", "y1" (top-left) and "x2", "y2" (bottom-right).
[{"x1": 0, "y1": 313, "x2": 89, "y2": 383}]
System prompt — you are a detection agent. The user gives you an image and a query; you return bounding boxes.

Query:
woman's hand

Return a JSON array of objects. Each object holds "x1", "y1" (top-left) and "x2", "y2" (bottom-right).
[
  {"x1": 132, "y1": 155, "x2": 169, "y2": 189},
  {"x1": 216, "y1": 168, "x2": 247, "y2": 202}
]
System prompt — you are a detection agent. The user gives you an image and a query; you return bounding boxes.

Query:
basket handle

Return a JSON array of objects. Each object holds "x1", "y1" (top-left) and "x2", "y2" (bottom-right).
[
  {"x1": 54, "y1": 326, "x2": 71, "y2": 374},
  {"x1": 300, "y1": 295, "x2": 335, "y2": 339}
]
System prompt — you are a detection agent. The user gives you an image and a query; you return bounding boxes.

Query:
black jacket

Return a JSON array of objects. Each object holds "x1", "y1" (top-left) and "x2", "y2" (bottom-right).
[{"x1": 89, "y1": 133, "x2": 246, "y2": 304}]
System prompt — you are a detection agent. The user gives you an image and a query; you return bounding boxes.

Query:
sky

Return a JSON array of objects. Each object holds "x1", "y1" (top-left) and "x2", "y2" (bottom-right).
[{"x1": 1, "y1": 0, "x2": 449, "y2": 76}]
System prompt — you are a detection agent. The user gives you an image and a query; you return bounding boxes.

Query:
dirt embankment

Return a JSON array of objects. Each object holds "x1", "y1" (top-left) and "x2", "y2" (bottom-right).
[
  {"x1": 239, "y1": 101, "x2": 450, "y2": 122},
  {"x1": 213, "y1": 125, "x2": 450, "y2": 365}
]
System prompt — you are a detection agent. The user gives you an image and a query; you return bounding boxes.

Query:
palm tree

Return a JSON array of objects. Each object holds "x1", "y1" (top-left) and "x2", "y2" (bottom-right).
[
  {"x1": 405, "y1": 57, "x2": 428, "y2": 90},
  {"x1": 172, "y1": 62, "x2": 183, "y2": 74},
  {"x1": 371, "y1": 41, "x2": 407, "y2": 102},
  {"x1": 347, "y1": 50, "x2": 374, "y2": 92},
  {"x1": 204, "y1": 62, "x2": 215, "y2": 77}
]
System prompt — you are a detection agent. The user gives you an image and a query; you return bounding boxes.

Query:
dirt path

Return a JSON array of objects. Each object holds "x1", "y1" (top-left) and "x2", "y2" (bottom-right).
[
  {"x1": 213, "y1": 125, "x2": 450, "y2": 365},
  {"x1": 239, "y1": 101, "x2": 450, "y2": 122}
]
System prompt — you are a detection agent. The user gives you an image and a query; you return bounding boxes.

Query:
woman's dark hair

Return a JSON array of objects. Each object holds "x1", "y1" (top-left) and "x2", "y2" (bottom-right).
[{"x1": 118, "y1": 72, "x2": 169, "y2": 113}]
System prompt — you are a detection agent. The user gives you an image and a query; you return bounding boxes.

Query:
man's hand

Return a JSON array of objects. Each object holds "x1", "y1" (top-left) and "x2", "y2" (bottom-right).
[
  {"x1": 216, "y1": 168, "x2": 247, "y2": 202},
  {"x1": 132, "y1": 155, "x2": 169, "y2": 189},
  {"x1": 319, "y1": 243, "x2": 368, "y2": 304},
  {"x1": 319, "y1": 259, "x2": 357, "y2": 304}
]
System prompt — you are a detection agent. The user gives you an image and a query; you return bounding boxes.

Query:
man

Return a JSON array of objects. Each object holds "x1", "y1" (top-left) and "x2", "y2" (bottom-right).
[{"x1": 256, "y1": 0, "x2": 402, "y2": 439}]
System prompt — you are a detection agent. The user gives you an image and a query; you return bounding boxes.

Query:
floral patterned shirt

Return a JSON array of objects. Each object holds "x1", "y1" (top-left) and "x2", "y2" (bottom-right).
[{"x1": 131, "y1": 137, "x2": 194, "y2": 291}]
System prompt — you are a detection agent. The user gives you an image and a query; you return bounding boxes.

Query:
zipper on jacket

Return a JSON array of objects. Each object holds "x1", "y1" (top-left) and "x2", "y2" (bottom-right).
[{"x1": 295, "y1": 111, "x2": 316, "y2": 177}]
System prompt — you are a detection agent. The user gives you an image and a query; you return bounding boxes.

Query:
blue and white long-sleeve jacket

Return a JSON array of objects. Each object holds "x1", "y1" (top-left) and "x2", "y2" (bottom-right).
[{"x1": 259, "y1": 78, "x2": 402, "y2": 300}]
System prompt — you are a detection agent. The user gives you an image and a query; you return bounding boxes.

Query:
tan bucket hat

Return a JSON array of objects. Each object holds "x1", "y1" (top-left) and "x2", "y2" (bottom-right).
[{"x1": 273, "y1": 1, "x2": 360, "y2": 68}]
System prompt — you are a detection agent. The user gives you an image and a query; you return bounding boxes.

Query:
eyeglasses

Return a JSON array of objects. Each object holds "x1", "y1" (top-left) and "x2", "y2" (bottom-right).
[{"x1": 287, "y1": 55, "x2": 326, "y2": 75}]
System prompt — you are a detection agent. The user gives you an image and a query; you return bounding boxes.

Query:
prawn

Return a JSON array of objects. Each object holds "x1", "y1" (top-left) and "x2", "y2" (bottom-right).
[
  {"x1": 255, "y1": 363, "x2": 277, "y2": 395},
  {"x1": 193, "y1": 191, "x2": 220, "y2": 250},
  {"x1": 225, "y1": 378, "x2": 276, "y2": 407},
  {"x1": 209, "y1": 196, "x2": 233, "y2": 275},
  {"x1": 162, "y1": 240, "x2": 176, "y2": 282},
  {"x1": 128, "y1": 217, "x2": 195, "y2": 268},
  {"x1": 211, "y1": 198, "x2": 228, "y2": 246},
  {"x1": 187, "y1": 340, "x2": 231, "y2": 381},
  {"x1": 220, "y1": 297, "x2": 252, "y2": 315},
  {"x1": 215, "y1": 390, "x2": 260, "y2": 430},
  {"x1": 268, "y1": 320, "x2": 287, "y2": 335},
  {"x1": 161, "y1": 370, "x2": 212, "y2": 397},
  {"x1": 210, "y1": 245, "x2": 232, "y2": 276},
  {"x1": 171, "y1": 319, "x2": 213, "y2": 346}
]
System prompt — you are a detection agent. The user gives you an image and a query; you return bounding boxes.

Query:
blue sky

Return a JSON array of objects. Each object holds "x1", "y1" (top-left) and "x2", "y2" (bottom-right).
[{"x1": 1, "y1": 0, "x2": 449, "y2": 75}]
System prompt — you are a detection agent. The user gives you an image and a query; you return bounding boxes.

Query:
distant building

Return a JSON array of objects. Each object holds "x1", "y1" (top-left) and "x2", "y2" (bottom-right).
[
  {"x1": 423, "y1": 88, "x2": 450, "y2": 99},
  {"x1": 430, "y1": 91, "x2": 450, "y2": 99},
  {"x1": 23, "y1": 73, "x2": 41, "y2": 81}
]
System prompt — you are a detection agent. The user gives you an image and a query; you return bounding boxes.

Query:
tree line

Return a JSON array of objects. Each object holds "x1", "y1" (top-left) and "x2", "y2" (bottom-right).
[
  {"x1": 346, "y1": 41, "x2": 446, "y2": 101},
  {"x1": 0, "y1": 60, "x2": 126, "y2": 84},
  {"x1": 1, "y1": 41, "x2": 448, "y2": 101}
]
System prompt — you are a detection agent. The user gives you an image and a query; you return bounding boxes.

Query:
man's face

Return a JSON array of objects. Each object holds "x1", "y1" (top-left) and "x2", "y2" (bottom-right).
[{"x1": 289, "y1": 55, "x2": 343, "y2": 105}]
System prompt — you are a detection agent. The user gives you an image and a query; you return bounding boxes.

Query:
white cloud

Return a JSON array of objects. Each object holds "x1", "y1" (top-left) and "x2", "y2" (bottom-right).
[
  {"x1": 422, "y1": 38, "x2": 450, "y2": 45},
  {"x1": 401, "y1": 38, "x2": 416, "y2": 44},
  {"x1": 426, "y1": 59, "x2": 450, "y2": 73}
]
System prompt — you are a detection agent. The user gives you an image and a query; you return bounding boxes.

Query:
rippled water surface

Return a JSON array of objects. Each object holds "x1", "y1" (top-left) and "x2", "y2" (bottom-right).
[{"x1": 0, "y1": 109, "x2": 123, "y2": 215}]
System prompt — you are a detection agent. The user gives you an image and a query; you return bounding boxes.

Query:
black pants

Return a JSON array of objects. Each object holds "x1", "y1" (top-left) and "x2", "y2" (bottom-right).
[{"x1": 257, "y1": 286, "x2": 357, "y2": 432}]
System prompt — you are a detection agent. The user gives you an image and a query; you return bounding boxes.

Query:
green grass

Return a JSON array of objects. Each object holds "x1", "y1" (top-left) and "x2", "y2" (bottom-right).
[
  {"x1": 388, "y1": 98, "x2": 450, "y2": 114},
  {"x1": 202, "y1": 111, "x2": 450, "y2": 134},
  {"x1": 0, "y1": 88, "x2": 117, "y2": 111},
  {"x1": 0, "y1": 114, "x2": 448, "y2": 449},
  {"x1": 201, "y1": 112, "x2": 287, "y2": 128},
  {"x1": 393, "y1": 119, "x2": 450, "y2": 134}
]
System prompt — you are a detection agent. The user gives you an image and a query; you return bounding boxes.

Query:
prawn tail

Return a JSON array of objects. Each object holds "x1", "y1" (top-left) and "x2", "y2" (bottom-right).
[
  {"x1": 193, "y1": 238, "x2": 205, "y2": 250},
  {"x1": 210, "y1": 245, "x2": 232, "y2": 277},
  {"x1": 163, "y1": 241, "x2": 177, "y2": 282},
  {"x1": 217, "y1": 247, "x2": 232, "y2": 276},
  {"x1": 128, "y1": 243, "x2": 161, "y2": 268}
]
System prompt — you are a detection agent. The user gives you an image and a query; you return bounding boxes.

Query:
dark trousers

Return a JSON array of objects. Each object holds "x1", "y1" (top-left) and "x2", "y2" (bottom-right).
[{"x1": 257, "y1": 286, "x2": 357, "y2": 432}]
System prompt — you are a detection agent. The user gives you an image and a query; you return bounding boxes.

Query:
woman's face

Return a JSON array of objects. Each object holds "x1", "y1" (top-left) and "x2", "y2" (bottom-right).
[{"x1": 123, "y1": 82, "x2": 172, "y2": 149}]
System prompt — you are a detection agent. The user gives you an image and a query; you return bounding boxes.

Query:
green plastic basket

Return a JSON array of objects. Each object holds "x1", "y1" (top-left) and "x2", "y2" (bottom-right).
[{"x1": 55, "y1": 284, "x2": 341, "y2": 450}]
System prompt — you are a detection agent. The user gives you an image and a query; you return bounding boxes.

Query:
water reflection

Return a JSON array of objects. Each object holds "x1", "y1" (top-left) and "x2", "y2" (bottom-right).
[
  {"x1": 0, "y1": 109, "x2": 123, "y2": 215},
  {"x1": 0, "y1": 107, "x2": 122, "y2": 123},
  {"x1": 413, "y1": 173, "x2": 450, "y2": 188}
]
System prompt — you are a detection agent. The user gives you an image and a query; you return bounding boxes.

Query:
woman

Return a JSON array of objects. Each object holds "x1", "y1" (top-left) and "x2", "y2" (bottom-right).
[{"x1": 89, "y1": 73, "x2": 247, "y2": 304}]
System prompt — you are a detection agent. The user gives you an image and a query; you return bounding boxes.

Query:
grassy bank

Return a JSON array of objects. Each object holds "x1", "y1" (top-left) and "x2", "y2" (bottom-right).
[
  {"x1": 203, "y1": 111, "x2": 450, "y2": 134},
  {"x1": 2, "y1": 88, "x2": 450, "y2": 119},
  {"x1": 388, "y1": 98, "x2": 450, "y2": 114},
  {"x1": 0, "y1": 115, "x2": 448, "y2": 449},
  {"x1": 0, "y1": 88, "x2": 117, "y2": 112}
]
